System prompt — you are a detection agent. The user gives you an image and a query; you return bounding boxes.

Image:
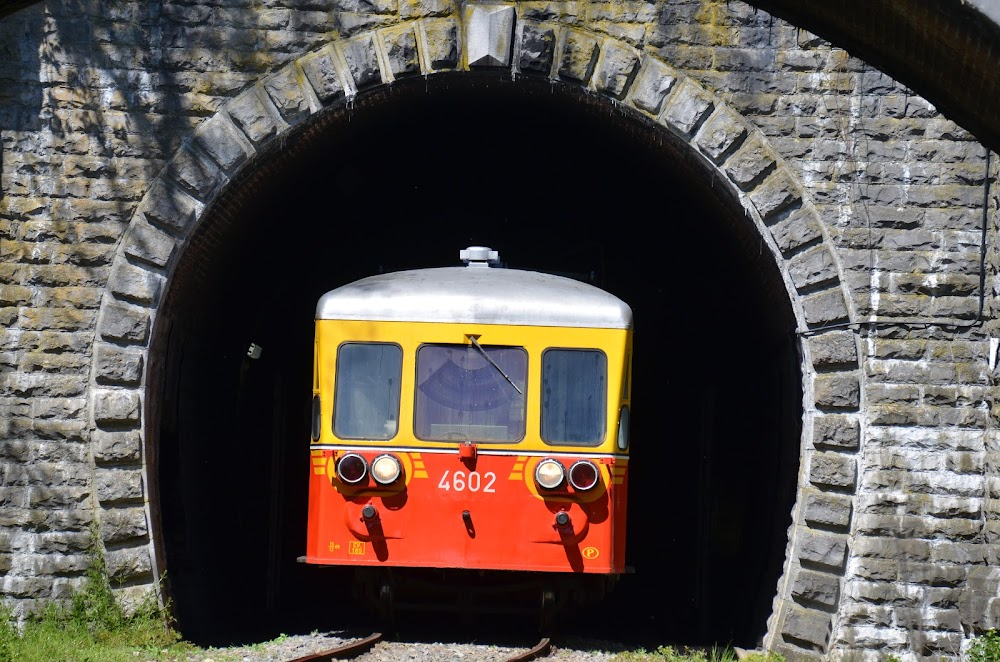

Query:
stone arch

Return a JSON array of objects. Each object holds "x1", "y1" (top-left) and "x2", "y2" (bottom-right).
[{"x1": 87, "y1": 14, "x2": 863, "y2": 657}]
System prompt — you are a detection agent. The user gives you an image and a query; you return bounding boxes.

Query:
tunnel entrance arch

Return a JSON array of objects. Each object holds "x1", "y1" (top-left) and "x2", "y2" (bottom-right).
[{"x1": 89, "y1": 22, "x2": 862, "y2": 657}]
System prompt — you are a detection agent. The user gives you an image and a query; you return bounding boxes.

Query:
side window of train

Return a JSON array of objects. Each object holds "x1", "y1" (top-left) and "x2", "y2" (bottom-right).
[
  {"x1": 540, "y1": 348, "x2": 607, "y2": 446},
  {"x1": 413, "y1": 343, "x2": 527, "y2": 443},
  {"x1": 333, "y1": 342, "x2": 403, "y2": 440}
]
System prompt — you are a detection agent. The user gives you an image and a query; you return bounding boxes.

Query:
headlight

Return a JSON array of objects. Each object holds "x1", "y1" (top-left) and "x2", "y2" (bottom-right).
[
  {"x1": 336, "y1": 453, "x2": 368, "y2": 484},
  {"x1": 370, "y1": 454, "x2": 402, "y2": 485},
  {"x1": 535, "y1": 459, "x2": 565, "y2": 490},
  {"x1": 568, "y1": 460, "x2": 599, "y2": 491}
]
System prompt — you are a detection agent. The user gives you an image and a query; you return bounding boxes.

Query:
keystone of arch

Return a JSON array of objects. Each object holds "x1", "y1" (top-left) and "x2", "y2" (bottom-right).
[{"x1": 89, "y1": 14, "x2": 863, "y2": 658}]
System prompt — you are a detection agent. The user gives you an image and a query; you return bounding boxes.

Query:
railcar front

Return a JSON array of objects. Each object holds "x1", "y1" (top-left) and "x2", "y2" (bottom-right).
[{"x1": 302, "y1": 247, "x2": 633, "y2": 620}]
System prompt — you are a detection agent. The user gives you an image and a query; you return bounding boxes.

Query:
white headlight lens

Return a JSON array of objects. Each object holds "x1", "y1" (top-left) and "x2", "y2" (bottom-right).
[
  {"x1": 371, "y1": 454, "x2": 402, "y2": 485},
  {"x1": 535, "y1": 459, "x2": 565, "y2": 490}
]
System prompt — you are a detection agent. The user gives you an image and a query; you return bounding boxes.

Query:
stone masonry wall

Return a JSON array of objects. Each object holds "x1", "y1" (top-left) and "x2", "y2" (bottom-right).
[{"x1": 0, "y1": 1, "x2": 997, "y2": 660}]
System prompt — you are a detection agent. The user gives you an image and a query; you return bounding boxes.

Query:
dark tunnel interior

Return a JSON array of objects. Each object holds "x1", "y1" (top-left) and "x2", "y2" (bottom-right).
[{"x1": 150, "y1": 72, "x2": 803, "y2": 650}]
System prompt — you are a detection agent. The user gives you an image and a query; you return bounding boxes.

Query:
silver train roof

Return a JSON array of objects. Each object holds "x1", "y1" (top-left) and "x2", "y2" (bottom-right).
[{"x1": 316, "y1": 248, "x2": 632, "y2": 329}]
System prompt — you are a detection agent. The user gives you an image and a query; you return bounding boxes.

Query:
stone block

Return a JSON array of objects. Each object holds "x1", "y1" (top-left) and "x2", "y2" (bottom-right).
[
  {"x1": 108, "y1": 260, "x2": 162, "y2": 305},
  {"x1": 106, "y1": 545, "x2": 152, "y2": 581},
  {"x1": 35, "y1": 531, "x2": 91, "y2": 555},
  {"x1": 93, "y1": 430, "x2": 142, "y2": 464},
  {"x1": 780, "y1": 605, "x2": 831, "y2": 651},
  {"x1": 99, "y1": 507, "x2": 148, "y2": 544},
  {"x1": 767, "y1": 206, "x2": 824, "y2": 253},
  {"x1": 466, "y1": 3, "x2": 515, "y2": 67},
  {"x1": 516, "y1": 22, "x2": 555, "y2": 74},
  {"x1": 122, "y1": 219, "x2": 176, "y2": 268},
  {"x1": 695, "y1": 106, "x2": 748, "y2": 163},
  {"x1": 812, "y1": 414, "x2": 860, "y2": 449},
  {"x1": 792, "y1": 568, "x2": 840, "y2": 609},
  {"x1": 594, "y1": 40, "x2": 639, "y2": 98},
  {"x1": 558, "y1": 29, "x2": 599, "y2": 83},
  {"x1": 808, "y1": 331, "x2": 857, "y2": 368},
  {"x1": 798, "y1": 530, "x2": 848, "y2": 569},
  {"x1": 801, "y1": 288, "x2": 850, "y2": 326},
  {"x1": 299, "y1": 46, "x2": 347, "y2": 102},
  {"x1": 662, "y1": 78, "x2": 714, "y2": 136},
  {"x1": 749, "y1": 168, "x2": 801, "y2": 220},
  {"x1": 802, "y1": 491, "x2": 852, "y2": 529},
  {"x1": 139, "y1": 179, "x2": 201, "y2": 234},
  {"x1": 381, "y1": 25, "x2": 420, "y2": 78},
  {"x1": 168, "y1": 144, "x2": 223, "y2": 199},
  {"x1": 96, "y1": 467, "x2": 143, "y2": 504},
  {"x1": 724, "y1": 134, "x2": 775, "y2": 190},
  {"x1": 262, "y1": 66, "x2": 311, "y2": 125},
  {"x1": 810, "y1": 452, "x2": 856, "y2": 489},
  {"x1": 341, "y1": 35, "x2": 381, "y2": 88},
  {"x1": 813, "y1": 373, "x2": 860, "y2": 410},
  {"x1": 92, "y1": 389, "x2": 140, "y2": 426},
  {"x1": 789, "y1": 246, "x2": 838, "y2": 291},
  {"x1": 98, "y1": 300, "x2": 149, "y2": 344},
  {"x1": 417, "y1": 19, "x2": 458, "y2": 71},
  {"x1": 192, "y1": 114, "x2": 254, "y2": 173},
  {"x1": 629, "y1": 57, "x2": 676, "y2": 115},
  {"x1": 94, "y1": 344, "x2": 144, "y2": 386},
  {"x1": 227, "y1": 85, "x2": 282, "y2": 145}
]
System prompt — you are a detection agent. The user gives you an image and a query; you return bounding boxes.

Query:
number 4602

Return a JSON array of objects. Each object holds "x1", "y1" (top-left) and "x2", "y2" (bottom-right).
[{"x1": 437, "y1": 470, "x2": 496, "y2": 493}]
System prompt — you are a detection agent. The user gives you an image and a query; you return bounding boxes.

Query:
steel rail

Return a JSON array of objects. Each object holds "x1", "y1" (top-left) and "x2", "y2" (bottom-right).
[
  {"x1": 285, "y1": 632, "x2": 383, "y2": 661},
  {"x1": 505, "y1": 636, "x2": 552, "y2": 662}
]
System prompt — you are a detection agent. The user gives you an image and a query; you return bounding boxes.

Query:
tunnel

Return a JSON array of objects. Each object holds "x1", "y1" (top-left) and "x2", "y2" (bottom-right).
[{"x1": 146, "y1": 71, "x2": 803, "y2": 649}]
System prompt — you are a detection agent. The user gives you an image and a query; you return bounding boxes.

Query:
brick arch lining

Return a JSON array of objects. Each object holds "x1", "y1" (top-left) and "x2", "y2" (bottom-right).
[{"x1": 87, "y1": 16, "x2": 862, "y2": 657}]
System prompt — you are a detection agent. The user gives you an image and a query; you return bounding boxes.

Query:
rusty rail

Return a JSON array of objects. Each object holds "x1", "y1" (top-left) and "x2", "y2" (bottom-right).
[
  {"x1": 505, "y1": 636, "x2": 552, "y2": 662},
  {"x1": 286, "y1": 632, "x2": 383, "y2": 661}
]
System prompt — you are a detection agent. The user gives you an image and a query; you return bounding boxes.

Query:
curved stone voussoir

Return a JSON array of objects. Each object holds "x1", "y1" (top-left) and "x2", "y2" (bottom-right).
[
  {"x1": 777, "y1": 604, "x2": 832, "y2": 656},
  {"x1": 167, "y1": 143, "x2": 226, "y2": 200},
  {"x1": 749, "y1": 167, "x2": 803, "y2": 221},
  {"x1": 659, "y1": 77, "x2": 714, "y2": 138},
  {"x1": 808, "y1": 330, "x2": 859, "y2": 369},
  {"x1": 809, "y1": 451, "x2": 858, "y2": 491},
  {"x1": 379, "y1": 23, "x2": 421, "y2": 80},
  {"x1": 340, "y1": 33, "x2": 382, "y2": 90},
  {"x1": 138, "y1": 179, "x2": 202, "y2": 236},
  {"x1": 514, "y1": 20, "x2": 556, "y2": 75},
  {"x1": 108, "y1": 257, "x2": 164, "y2": 306},
  {"x1": 695, "y1": 105, "x2": 749, "y2": 164},
  {"x1": 812, "y1": 414, "x2": 861, "y2": 450},
  {"x1": 626, "y1": 55, "x2": 678, "y2": 116},
  {"x1": 797, "y1": 529, "x2": 849, "y2": 571},
  {"x1": 593, "y1": 39, "x2": 640, "y2": 99},
  {"x1": 262, "y1": 64, "x2": 315, "y2": 127},
  {"x1": 557, "y1": 28, "x2": 600, "y2": 84},
  {"x1": 191, "y1": 113, "x2": 256, "y2": 176},
  {"x1": 419, "y1": 18, "x2": 460, "y2": 73},
  {"x1": 226, "y1": 85, "x2": 288, "y2": 147},
  {"x1": 299, "y1": 45, "x2": 351, "y2": 105},
  {"x1": 788, "y1": 245, "x2": 840, "y2": 293}
]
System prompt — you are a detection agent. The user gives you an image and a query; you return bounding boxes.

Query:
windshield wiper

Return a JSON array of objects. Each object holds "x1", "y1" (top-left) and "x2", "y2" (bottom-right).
[{"x1": 467, "y1": 335, "x2": 523, "y2": 395}]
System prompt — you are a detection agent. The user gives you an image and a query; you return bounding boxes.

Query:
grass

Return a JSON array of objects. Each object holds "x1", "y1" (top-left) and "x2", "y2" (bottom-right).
[
  {"x1": 610, "y1": 645, "x2": 785, "y2": 661},
  {"x1": 0, "y1": 537, "x2": 201, "y2": 662}
]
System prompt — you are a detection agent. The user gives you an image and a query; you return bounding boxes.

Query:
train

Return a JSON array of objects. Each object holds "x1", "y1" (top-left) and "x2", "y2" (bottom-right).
[{"x1": 301, "y1": 246, "x2": 633, "y2": 626}]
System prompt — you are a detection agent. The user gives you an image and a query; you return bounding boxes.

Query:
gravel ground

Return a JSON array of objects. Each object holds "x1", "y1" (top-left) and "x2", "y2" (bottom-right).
[{"x1": 184, "y1": 630, "x2": 631, "y2": 662}]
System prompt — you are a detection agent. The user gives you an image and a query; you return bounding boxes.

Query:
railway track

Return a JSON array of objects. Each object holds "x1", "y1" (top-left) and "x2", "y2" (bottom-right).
[{"x1": 285, "y1": 632, "x2": 553, "y2": 662}]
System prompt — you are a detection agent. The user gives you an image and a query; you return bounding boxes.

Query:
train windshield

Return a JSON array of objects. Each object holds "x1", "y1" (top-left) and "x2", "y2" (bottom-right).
[
  {"x1": 333, "y1": 342, "x2": 402, "y2": 440},
  {"x1": 414, "y1": 344, "x2": 527, "y2": 443},
  {"x1": 541, "y1": 349, "x2": 607, "y2": 446}
]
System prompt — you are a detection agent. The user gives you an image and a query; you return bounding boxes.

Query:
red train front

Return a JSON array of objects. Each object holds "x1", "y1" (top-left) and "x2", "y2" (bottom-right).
[{"x1": 302, "y1": 247, "x2": 633, "y2": 619}]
